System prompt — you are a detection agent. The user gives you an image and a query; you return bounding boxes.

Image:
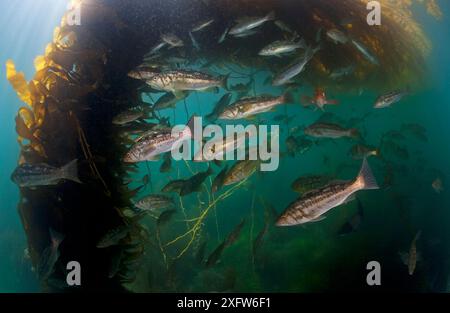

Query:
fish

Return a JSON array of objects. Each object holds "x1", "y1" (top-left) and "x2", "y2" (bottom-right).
[
  {"x1": 194, "y1": 130, "x2": 255, "y2": 161},
  {"x1": 432, "y1": 178, "x2": 444, "y2": 193},
  {"x1": 206, "y1": 93, "x2": 232, "y2": 122},
  {"x1": 192, "y1": 19, "x2": 214, "y2": 32},
  {"x1": 212, "y1": 165, "x2": 229, "y2": 193},
  {"x1": 205, "y1": 242, "x2": 226, "y2": 268},
  {"x1": 161, "y1": 33, "x2": 184, "y2": 48},
  {"x1": 381, "y1": 140, "x2": 409, "y2": 160},
  {"x1": 232, "y1": 30, "x2": 259, "y2": 38},
  {"x1": 338, "y1": 197, "x2": 364, "y2": 236},
  {"x1": 223, "y1": 160, "x2": 259, "y2": 186},
  {"x1": 195, "y1": 241, "x2": 207, "y2": 265},
  {"x1": 218, "y1": 27, "x2": 229, "y2": 43},
  {"x1": 145, "y1": 41, "x2": 167, "y2": 56},
  {"x1": 189, "y1": 32, "x2": 200, "y2": 51},
  {"x1": 108, "y1": 248, "x2": 124, "y2": 278},
  {"x1": 97, "y1": 225, "x2": 130, "y2": 248},
  {"x1": 291, "y1": 175, "x2": 333, "y2": 194},
  {"x1": 154, "y1": 92, "x2": 189, "y2": 111},
  {"x1": 225, "y1": 219, "x2": 246, "y2": 247},
  {"x1": 37, "y1": 228, "x2": 65, "y2": 281},
  {"x1": 272, "y1": 46, "x2": 319, "y2": 86},
  {"x1": 134, "y1": 194, "x2": 174, "y2": 213},
  {"x1": 11, "y1": 159, "x2": 81, "y2": 187},
  {"x1": 329, "y1": 65, "x2": 356, "y2": 80},
  {"x1": 401, "y1": 123, "x2": 428, "y2": 142},
  {"x1": 304, "y1": 122, "x2": 359, "y2": 139},
  {"x1": 128, "y1": 66, "x2": 159, "y2": 80},
  {"x1": 302, "y1": 88, "x2": 339, "y2": 111},
  {"x1": 160, "y1": 152, "x2": 172, "y2": 173},
  {"x1": 351, "y1": 39, "x2": 379, "y2": 65},
  {"x1": 144, "y1": 70, "x2": 228, "y2": 95},
  {"x1": 112, "y1": 109, "x2": 145, "y2": 125},
  {"x1": 123, "y1": 117, "x2": 195, "y2": 162},
  {"x1": 400, "y1": 231, "x2": 422, "y2": 275},
  {"x1": 276, "y1": 158, "x2": 379, "y2": 226},
  {"x1": 180, "y1": 166, "x2": 214, "y2": 196},
  {"x1": 349, "y1": 144, "x2": 379, "y2": 160},
  {"x1": 374, "y1": 89, "x2": 409, "y2": 108},
  {"x1": 157, "y1": 209, "x2": 177, "y2": 228},
  {"x1": 326, "y1": 28, "x2": 349, "y2": 44},
  {"x1": 162, "y1": 179, "x2": 186, "y2": 193},
  {"x1": 205, "y1": 219, "x2": 245, "y2": 268},
  {"x1": 228, "y1": 11, "x2": 275, "y2": 36},
  {"x1": 218, "y1": 93, "x2": 292, "y2": 120},
  {"x1": 259, "y1": 39, "x2": 305, "y2": 57}
]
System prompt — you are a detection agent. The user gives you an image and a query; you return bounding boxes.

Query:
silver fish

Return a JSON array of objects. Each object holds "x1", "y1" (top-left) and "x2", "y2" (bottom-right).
[
  {"x1": 326, "y1": 28, "x2": 349, "y2": 44},
  {"x1": 229, "y1": 11, "x2": 275, "y2": 36},
  {"x1": 277, "y1": 158, "x2": 379, "y2": 226},
  {"x1": 272, "y1": 46, "x2": 319, "y2": 86},
  {"x1": 123, "y1": 118, "x2": 194, "y2": 162},
  {"x1": 37, "y1": 228, "x2": 65, "y2": 281},
  {"x1": 304, "y1": 122, "x2": 359, "y2": 139},
  {"x1": 192, "y1": 19, "x2": 214, "y2": 32},
  {"x1": 145, "y1": 70, "x2": 228, "y2": 94},
  {"x1": 259, "y1": 39, "x2": 305, "y2": 57},
  {"x1": 218, "y1": 27, "x2": 229, "y2": 43},
  {"x1": 351, "y1": 39, "x2": 379, "y2": 65},
  {"x1": 219, "y1": 93, "x2": 291, "y2": 120},
  {"x1": 329, "y1": 65, "x2": 356, "y2": 80},
  {"x1": 189, "y1": 32, "x2": 200, "y2": 50},
  {"x1": 11, "y1": 159, "x2": 81, "y2": 187},
  {"x1": 161, "y1": 33, "x2": 184, "y2": 48},
  {"x1": 374, "y1": 89, "x2": 409, "y2": 108},
  {"x1": 112, "y1": 109, "x2": 144, "y2": 125}
]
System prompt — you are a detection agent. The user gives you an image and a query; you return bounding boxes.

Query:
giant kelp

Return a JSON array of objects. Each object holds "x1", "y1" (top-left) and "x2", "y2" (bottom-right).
[{"x1": 6, "y1": 0, "x2": 443, "y2": 292}]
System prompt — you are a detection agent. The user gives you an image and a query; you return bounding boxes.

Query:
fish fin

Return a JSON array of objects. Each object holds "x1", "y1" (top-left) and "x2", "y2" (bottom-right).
[
  {"x1": 146, "y1": 155, "x2": 161, "y2": 161},
  {"x1": 309, "y1": 216, "x2": 327, "y2": 223},
  {"x1": 343, "y1": 194, "x2": 356, "y2": 205},
  {"x1": 282, "y1": 92, "x2": 294, "y2": 104},
  {"x1": 173, "y1": 91, "x2": 187, "y2": 99},
  {"x1": 60, "y1": 159, "x2": 82, "y2": 184},
  {"x1": 349, "y1": 128, "x2": 360, "y2": 139},
  {"x1": 49, "y1": 228, "x2": 65, "y2": 248},
  {"x1": 355, "y1": 158, "x2": 379, "y2": 190},
  {"x1": 220, "y1": 73, "x2": 230, "y2": 91}
]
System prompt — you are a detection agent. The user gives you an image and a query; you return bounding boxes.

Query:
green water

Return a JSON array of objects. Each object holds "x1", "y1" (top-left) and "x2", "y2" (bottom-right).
[{"x1": 1, "y1": 0, "x2": 450, "y2": 293}]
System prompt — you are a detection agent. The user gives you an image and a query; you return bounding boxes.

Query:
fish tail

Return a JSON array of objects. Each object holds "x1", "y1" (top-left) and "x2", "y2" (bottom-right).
[
  {"x1": 282, "y1": 91, "x2": 294, "y2": 104},
  {"x1": 220, "y1": 73, "x2": 230, "y2": 91},
  {"x1": 349, "y1": 128, "x2": 360, "y2": 139},
  {"x1": 60, "y1": 159, "x2": 82, "y2": 184},
  {"x1": 266, "y1": 11, "x2": 276, "y2": 21},
  {"x1": 355, "y1": 158, "x2": 379, "y2": 190},
  {"x1": 49, "y1": 228, "x2": 65, "y2": 248}
]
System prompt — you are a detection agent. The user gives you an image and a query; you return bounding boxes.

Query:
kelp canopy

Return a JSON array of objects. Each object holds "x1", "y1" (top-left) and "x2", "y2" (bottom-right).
[{"x1": 6, "y1": 0, "x2": 441, "y2": 292}]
